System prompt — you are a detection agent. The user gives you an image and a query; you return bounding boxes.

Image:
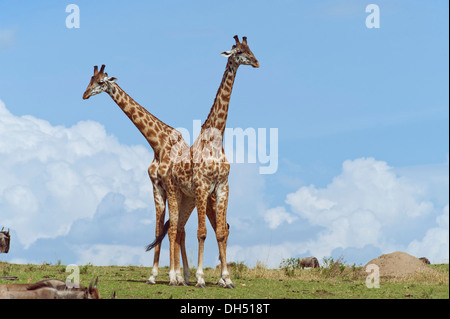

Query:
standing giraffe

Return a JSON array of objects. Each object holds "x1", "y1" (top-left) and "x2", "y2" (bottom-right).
[
  {"x1": 188, "y1": 35, "x2": 259, "y2": 288},
  {"x1": 148, "y1": 35, "x2": 259, "y2": 288},
  {"x1": 82, "y1": 65, "x2": 191, "y2": 286}
]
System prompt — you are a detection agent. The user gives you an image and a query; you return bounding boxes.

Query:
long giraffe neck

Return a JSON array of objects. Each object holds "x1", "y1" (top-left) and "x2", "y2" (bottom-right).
[
  {"x1": 106, "y1": 83, "x2": 174, "y2": 156},
  {"x1": 201, "y1": 58, "x2": 239, "y2": 138}
]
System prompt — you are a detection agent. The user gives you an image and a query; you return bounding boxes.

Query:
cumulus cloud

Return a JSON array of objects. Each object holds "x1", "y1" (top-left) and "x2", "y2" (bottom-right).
[
  {"x1": 261, "y1": 157, "x2": 447, "y2": 265},
  {"x1": 286, "y1": 158, "x2": 434, "y2": 255},
  {"x1": 407, "y1": 204, "x2": 449, "y2": 263},
  {"x1": 1, "y1": 100, "x2": 275, "y2": 267},
  {"x1": 264, "y1": 206, "x2": 297, "y2": 229},
  {"x1": 227, "y1": 243, "x2": 296, "y2": 268},
  {"x1": 2, "y1": 99, "x2": 448, "y2": 268},
  {"x1": 74, "y1": 244, "x2": 160, "y2": 267},
  {"x1": 0, "y1": 100, "x2": 154, "y2": 251}
]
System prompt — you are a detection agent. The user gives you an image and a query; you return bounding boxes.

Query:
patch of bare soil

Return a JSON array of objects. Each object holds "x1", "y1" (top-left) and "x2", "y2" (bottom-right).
[{"x1": 364, "y1": 251, "x2": 436, "y2": 279}]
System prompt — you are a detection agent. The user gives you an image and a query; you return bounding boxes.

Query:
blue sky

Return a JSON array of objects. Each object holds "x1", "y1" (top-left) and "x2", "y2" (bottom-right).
[{"x1": 0, "y1": 1, "x2": 448, "y2": 269}]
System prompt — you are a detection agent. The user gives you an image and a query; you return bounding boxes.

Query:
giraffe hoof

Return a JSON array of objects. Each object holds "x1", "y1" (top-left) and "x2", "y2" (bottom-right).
[
  {"x1": 196, "y1": 283, "x2": 206, "y2": 288},
  {"x1": 225, "y1": 283, "x2": 235, "y2": 289},
  {"x1": 145, "y1": 280, "x2": 155, "y2": 285},
  {"x1": 169, "y1": 281, "x2": 178, "y2": 286},
  {"x1": 178, "y1": 281, "x2": 188, "y2": 286}
]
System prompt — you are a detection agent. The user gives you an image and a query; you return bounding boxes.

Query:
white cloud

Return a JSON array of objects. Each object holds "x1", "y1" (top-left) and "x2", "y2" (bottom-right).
[
  {"x1": 287, "y1": 158, "x2": 433, "y2": 225},
  {"x1": 262, "y1": 157, "x2": 447, "y2": 265},
  {"x1": 264, "y1": 206, "x2": 297, "y2": 229},
  {"x1": 227, "y1": 243, "x2": 298, "y2": 269},
  {"x1": 74, "y1": 244, "x2": 159, "y2": 267},
  {"x1": 2, "y1": 99, "x2": 448, "y2": 269},
  {"x1": 407, "y1": 205, "x2": 449, "y2": 263},
  {"x1": 1, "y1": 100, "x2": 274, "y2": 268},
  {"x1": 0, "y1": 100, "x2": 153, "y2": 249}
]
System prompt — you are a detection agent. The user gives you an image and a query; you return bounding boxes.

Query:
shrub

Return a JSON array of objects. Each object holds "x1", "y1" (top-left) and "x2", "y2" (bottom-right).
[{"x1": 279, "y1": 257, "x2": 299, "y2": 277}]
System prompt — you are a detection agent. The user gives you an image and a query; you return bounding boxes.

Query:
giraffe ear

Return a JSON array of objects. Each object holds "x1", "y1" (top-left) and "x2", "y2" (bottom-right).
[
  {"x1": 220, "y1": 50, "x2": 233, "y2": 57},
  {"x1": 108, "y1": 77, "x2": 118, "y2": 83}
]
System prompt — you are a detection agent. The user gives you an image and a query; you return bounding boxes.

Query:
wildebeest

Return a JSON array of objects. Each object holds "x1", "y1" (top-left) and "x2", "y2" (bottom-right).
[
  {"x1": 298, "y1": 257, "x2": 320, "y2": 269},
  {"x1": 0, "y1": 277, "x2": 105, "y2": 299},
  {"x1": 419, "y1": 257, "x2": 431, "y2": 264},
  {"x1": 0, "y1": 286, "x2": 91, "y2": 299},
  {"x1": 0, "y1": 227, "x2": 10, "y2": 253}
]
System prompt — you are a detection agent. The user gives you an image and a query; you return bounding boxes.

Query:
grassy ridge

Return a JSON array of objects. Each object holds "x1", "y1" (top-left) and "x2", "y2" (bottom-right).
[{"x1": 1, "y1": 261, "x2": 448, "y2": 299}]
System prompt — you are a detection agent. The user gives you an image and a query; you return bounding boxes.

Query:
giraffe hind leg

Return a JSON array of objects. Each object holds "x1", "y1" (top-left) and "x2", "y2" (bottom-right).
[
  {"x1": 176, "y1": 195, "x2": 196, "y2": 285},
  {"x1": 146, "y1": 180, "x2": 166, "y2": 285}
]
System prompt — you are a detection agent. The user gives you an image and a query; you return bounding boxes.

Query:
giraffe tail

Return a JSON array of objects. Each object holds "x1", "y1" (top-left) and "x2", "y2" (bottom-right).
[{"x1": 145, "y1": 220, "x2": 170, "y2": 252}]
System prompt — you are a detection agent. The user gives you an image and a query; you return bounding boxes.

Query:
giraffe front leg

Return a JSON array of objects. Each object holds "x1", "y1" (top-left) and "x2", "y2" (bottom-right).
[
  {"x1": 196, "y1": 225, "x2": 207, "y2": 288},
  {"x1": 215, "y1": 182, "x2": 234, "y2": 289},
  {"x1": 196, "y1": 238, "x2": 206, "y2": 288},
  {"x1": 206, "y1": 193, "x2": 231, "y2": 288},
  {"x1": 160, "y1": 178, "x2": 180, "y2": 287},
  {"x1": 167, "y1": 199, "x2": 179, "y2": 286},
  {"x1": 205, "y1": 195, "x2": 224, "y2": 287},
  {"x1": 195, "y1": 192, "x2": 208, "y2": 288}
]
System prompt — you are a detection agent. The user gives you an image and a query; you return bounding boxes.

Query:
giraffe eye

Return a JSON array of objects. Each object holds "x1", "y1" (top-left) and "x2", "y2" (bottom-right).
[{"x1": 98, "y1": 80, "x2": 105, "y2": 85}]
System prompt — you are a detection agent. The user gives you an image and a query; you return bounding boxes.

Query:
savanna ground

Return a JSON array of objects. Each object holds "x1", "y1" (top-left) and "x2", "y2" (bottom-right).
[{"x1": 1, "y1": 258, "x2": 448, "y2": 299}]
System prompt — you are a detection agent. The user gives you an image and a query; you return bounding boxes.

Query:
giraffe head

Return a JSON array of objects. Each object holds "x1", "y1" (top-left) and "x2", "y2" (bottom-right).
[
  {"x1": 221, "y1": 35, "x2": 259, "y2": 68},
  {"x1": 82, "y1": 64, "x2": 118, "y2": 99}
]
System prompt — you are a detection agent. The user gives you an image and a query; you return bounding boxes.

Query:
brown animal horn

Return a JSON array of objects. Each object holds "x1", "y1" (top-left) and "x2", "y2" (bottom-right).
[
  {"x1": 89, "y1": 277, "x2": 95, "y2": 291},
  {"x1": 242, "y1": 36, "x2": 247, "y2": 44},
  {"x1": 94, "y1": 65, "x2": 98, "y2": 75},
  {"x1": 233, "y1": 35, "x2": 240, "y2": 44},
  {"x1": 88, "y1": 276, "x2": 99, "y2": 291},
  {"x1": 99, "y1": 64, "x2": 106, "y2": 74}
]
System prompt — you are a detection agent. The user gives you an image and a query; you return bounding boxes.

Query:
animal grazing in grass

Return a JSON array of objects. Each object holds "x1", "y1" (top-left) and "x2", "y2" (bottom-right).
[
  {"x1": 0, "y1": 227, "x2": 10, "y2": 254},
  {"x1": 298, "y1": 257, "x2": 320, "y2": 269},
  {"x1": 419, "y1": 257, "x2": 431, "y2": 264}
]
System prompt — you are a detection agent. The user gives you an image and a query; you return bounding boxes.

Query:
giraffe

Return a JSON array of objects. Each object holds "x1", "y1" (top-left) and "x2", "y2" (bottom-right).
[
  {"x1": 150, "y1": 35, "x2": 259, "y2": 288},
  {"x1": 186, "y1": 35, "x2": 259, "y2": 288},
  {"x1": 82, "y1": 65, "x2": 191, "y2": 286}
]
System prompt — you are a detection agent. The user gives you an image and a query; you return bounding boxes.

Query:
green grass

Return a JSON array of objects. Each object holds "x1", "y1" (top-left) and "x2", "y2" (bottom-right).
[{"x1": 1, "y1": 261, "x2": 448, "y2": 299}]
